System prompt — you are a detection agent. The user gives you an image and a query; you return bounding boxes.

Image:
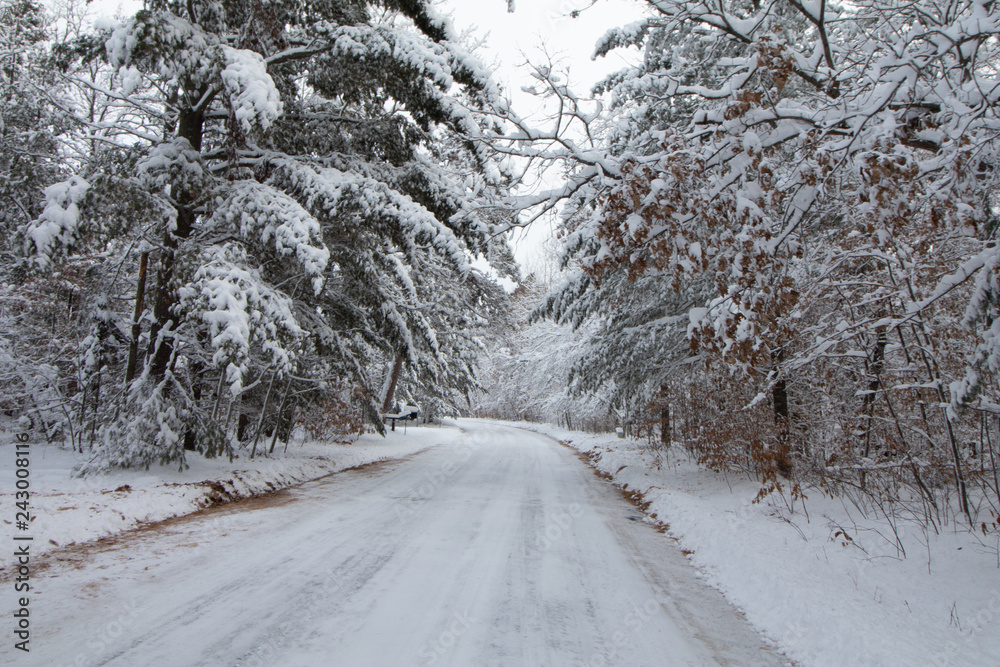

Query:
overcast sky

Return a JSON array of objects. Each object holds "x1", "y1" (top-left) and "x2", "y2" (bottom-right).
[
  {"x1": 439, "y1": 0, "x2": 644, "y2": 116},
  {"x1": 437, "y1": 1, "x2": 646, "y2": 267}
]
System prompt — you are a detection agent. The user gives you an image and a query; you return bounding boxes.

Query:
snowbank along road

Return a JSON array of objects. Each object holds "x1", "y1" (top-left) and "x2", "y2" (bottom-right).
[{"x1": 2, "y1": 420, "x2": 785, "y2": 666}]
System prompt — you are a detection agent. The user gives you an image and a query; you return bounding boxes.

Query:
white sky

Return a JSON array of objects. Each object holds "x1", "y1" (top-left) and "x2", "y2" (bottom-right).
[
  {"x1": 437, "y1": 1, "x2": 646, "y2": 270},
  {"x1": 439, "y1": 0, "x2": 644, "y2": 117}
]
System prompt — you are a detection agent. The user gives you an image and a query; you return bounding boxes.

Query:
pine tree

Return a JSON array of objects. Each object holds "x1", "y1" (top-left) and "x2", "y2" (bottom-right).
[{"x1": 23, "y1": 0, "x2": 517, "y2": 468}]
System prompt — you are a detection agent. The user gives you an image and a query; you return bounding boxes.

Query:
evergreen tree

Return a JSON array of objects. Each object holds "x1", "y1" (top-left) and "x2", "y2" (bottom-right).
[
  {"x1": 23, "y1": 0, "x2": 516, "y2": 468},
  {"x1": 0, "y1": 0, "x2": 91, "y2": 444}
]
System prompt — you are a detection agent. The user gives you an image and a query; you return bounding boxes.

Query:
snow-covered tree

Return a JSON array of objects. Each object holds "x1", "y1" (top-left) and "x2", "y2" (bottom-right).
[
  {"x1": 501, "y1": 0, "x2": 1000, "y2": 522},
  {"x1": 0, "y1": 1, "x2": 96, "y2": 446},
  {"x1": 0, "y1": 0, "x2": 60, "y2": 243},
  {"x1": 473, "y1": 275, "x2": 616, "y2": 433},
  {"x1": 21, "y1": 0, "x2": 518, "y2": 468}
]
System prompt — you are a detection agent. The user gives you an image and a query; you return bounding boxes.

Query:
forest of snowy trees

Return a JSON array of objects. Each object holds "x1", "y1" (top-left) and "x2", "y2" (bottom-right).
[
  {"x1": 2, "y1": 0, "x2": 519, "y2": 469},
  {"x1": 475, "y1": 0, "x2": 1000, "y2": 530},
  {"x1": 3, "y1": 0, "x2": 1000, "y2": 531}
]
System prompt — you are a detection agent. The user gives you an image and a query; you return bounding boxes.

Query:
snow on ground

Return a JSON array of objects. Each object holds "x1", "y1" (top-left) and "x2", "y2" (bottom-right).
[
  {"x1": 0, "y1": 420, "x2": 783, "y2": 667},
  {"x1": 4, "y1": 417, "x2": 998, "y2": 666},
  {"x1": 0, "y1": 421, "x2": 463, "y2": 557},
  {"x1": 511, "y1": 421, "x2": 1000, "y2": 667}
]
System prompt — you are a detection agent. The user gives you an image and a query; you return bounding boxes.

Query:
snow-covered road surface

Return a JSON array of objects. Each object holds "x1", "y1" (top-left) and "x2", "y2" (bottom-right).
[{"x1": 5, "y1": 421, "x2": 784, "y2": 666}]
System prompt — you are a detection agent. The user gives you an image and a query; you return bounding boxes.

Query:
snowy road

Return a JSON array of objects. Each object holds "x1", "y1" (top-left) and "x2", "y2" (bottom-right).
[{"x1": 5, "y1": 421, "x2": 784, "y2": 667}]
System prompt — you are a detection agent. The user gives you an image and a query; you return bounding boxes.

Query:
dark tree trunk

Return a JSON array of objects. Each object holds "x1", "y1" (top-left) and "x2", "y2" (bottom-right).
[
  {"x1": 147, "y1": 106, "x2": 204, "y2": 382},
  {"x1": 862, "y1": 326, "x2": 887, "y2": 462},
  {"x1": 184, "y1": 330, "x2": 210, "y2": 451},
  {"x1": 660, "y1": 403, "x2": 671, "y2": 448},
  {"x1": 381, "y1": 354, "x2": 405, "y2": 413},
  {"x1": 124, "y1": 251, "x2": 149, "y2": 387},
  {"x1": 237, "y1": 413, "x2": 250, "y2": 441},
  {"x1": 773, "y1": 378, "x2": 789, "y2": 424},
  {"x1": 772, "y1": 349, "x2": 793, "y2": 478},
  {"x1": 269, "y1": 379, "x2": 294, "y2": 455}
]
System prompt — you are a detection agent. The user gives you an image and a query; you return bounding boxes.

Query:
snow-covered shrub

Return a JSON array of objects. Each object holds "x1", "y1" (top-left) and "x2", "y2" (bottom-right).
[{"x1": 88, "y1": 371, "x2": 229, "y2": 472}]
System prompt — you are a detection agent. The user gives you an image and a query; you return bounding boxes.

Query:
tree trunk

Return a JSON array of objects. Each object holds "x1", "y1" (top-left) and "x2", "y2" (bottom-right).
[
  {"x1": 269, "y1": 378, "x2": 294, "y2": 455},
  {"x1": 183, "y1": 331, "x2": 209, "y2": 451},
  {"x1": 860, "y1": 325, "x2": 887, "y2": 489},
  {"x1": 773, "y1": 378, "x2": 789, "y2": 425},
  {"x1": 237, "y1": 413, "x2": 250, "y2": 441},
  {"x1": 660, "y1": 403, "x2": 671, "y2": 448},
  {"x1": 147, "y1": 107, "x2": 204, "y2": 383},
  {"x1": 381, "y1": 354, "x2": 405, "y2": 413},
  {"x1": 283, "y1": 405, "x2": 298, "y2": 454},
  {"x1": 250, "y1": 371, "x2": 277, "y2": 459},
  {"x1": 124, "y1": 250, "x2": 149, "y2": 387},
  {"x1": 772, "y1": 349, "x2": 793, "y2": 478}
]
